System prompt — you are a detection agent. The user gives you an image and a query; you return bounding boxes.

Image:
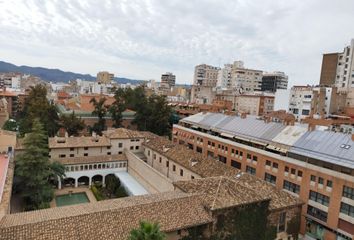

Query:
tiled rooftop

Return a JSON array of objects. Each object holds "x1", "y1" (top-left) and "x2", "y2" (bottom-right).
[
  {"x1": 143, "y1": 137, "x2": 239, "y2": 178},
  {"x1": 49, "y1": 136, "x2": 111, "y2": 149},
  {"x1": 0, "y1": 192, "x2": 212, "y2": 240},
  {"x1": 143, "y1": 137, "x2": 302, "y2": 210},
  {"x1": 103, "y1": 128, "x2": 146, "y2": 139},
  {"x1": 174, "y1": 176, "x2": 271, "y2": 210}
]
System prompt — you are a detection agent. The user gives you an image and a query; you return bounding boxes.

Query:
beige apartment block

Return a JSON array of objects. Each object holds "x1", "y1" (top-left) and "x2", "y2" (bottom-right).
[{"x1": 97, "y1": 71, "x2": 114, "y2": 84}]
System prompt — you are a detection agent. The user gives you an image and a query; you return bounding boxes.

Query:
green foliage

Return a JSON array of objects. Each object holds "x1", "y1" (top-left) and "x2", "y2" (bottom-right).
[
  {"x1": 109, "y1": 88, "x2": 126, "y2": 128},
  {"x1": 134, "y1": 94, "x2": 172, "y2": 136},
  {"x1": 286, "y1": 214, "x2": 301, "y2": 240},
  {"x1": 2, "y1": 119, "x2": 17, "y2": 132},
  {"x1": 59, "y1": 111, "x2": 86, "y2": 136},
  {"x1": 18, "y1": 85, "x2": 60, "y2": 137},
  {"x1": 105, "y1": 174, "x2": 121, "y2": 197},
  {"x1": 115, "y1": 186, "x2": 128, "y2": 198},
  {"x1": 91, "y1": 185, "x2": 104, "y2": 201},
  {"x1": 14, "y1": 119, "x2": 65, "y2": 210},
  {"x1": 212, "y1": 201, "x2": 273, "y2": 240},
  {"x1": 129, "y1": 221, "x2": 166, "y2": 240},
  {"x1": 90, "y1": 97, "x2": 108, "y2": 135}
]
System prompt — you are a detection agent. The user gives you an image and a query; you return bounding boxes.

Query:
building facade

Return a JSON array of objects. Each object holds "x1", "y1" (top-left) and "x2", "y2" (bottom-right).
[
  {"x1": 97, "y1": 71, "x2": 114, "y2": 84},
  {"x1": 193, "y1": 64, "x2": 220, "y2": 87},
  {"x1": 261, "y1": 72, "x2": 288, "y2": 92},
  {"x1": 173, "y1": 112, "x2": 354, "y2": 240}
]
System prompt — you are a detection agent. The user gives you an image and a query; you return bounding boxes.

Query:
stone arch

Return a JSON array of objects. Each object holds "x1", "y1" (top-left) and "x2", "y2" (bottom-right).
[
  {"x1": 78, "y1": 176, "x2": 89, "y2": 186},
  {"x1": 92, "y1": 174, "x2": 103, "y2": 185},
  {"x1": 63, "y1": 177, "x2": 75, "y2": 187}
]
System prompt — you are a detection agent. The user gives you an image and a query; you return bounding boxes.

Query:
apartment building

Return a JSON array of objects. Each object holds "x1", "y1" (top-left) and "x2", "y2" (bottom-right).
[
  {"x1": 0, "y1": 73, "x2": 21, "y2": 89},
  {"x1": 216, "y1": 63, "x2": 232, "y2": 89},
  {"x1": 160, "y1": 72, "x2": 176, "y2": 93},
  {"x1": 190, "y1": 85, "x2": 216, "y2": 104},
  {"x1": 216, "y1": 91, "x2": 274, "y2": 115},
  {"x1": 289, "y1": 86, "x2": 346, "y2": 120},
  {"x1": 230, "y1": 61, "x2": 263, "y2": 92},
  {"x1": 173, "y1": 112, "x2": 354, "y2": 240},
  {"x1": 319, "y1": 39, "x2": 354, "y2": 92},
  {"x1": 261, "y1": 72, "x2": 289, "y2": 92},
  {"x1": 193, "y1": 64, "x2": 220, "y2": 87},
  {"x1": 97, "y1": 71, "x2": 114, "y2": 84}
]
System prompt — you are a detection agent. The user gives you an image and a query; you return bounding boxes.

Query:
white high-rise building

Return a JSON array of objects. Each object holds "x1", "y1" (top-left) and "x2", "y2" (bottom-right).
[
  {"x1": 335, "y1": 39, "x2": 354, "y2": 91},
  {"x1": 230, "y1": 61, "x2": 263, "y2": 92},
  {"x1": 216, "y1": 64, "x2": 232, "y2": 89}
]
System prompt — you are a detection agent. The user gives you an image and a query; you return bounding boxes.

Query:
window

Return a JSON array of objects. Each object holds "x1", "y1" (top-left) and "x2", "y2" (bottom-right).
[
  {"x1": 173, "y1": 165, "x2": 176, "y2": 171},
  {"x1": 340, "y1": 202, "x2": 354, "y2": 217},
  {"x1": 147, "y1": 150, "x2": 150, "y2": 156},
  {"x1": 309, "y1": 191, "x2": 330, "y2": 206},
  {"x1": 196, "y1": 147, "x2": 202, "y2": 153},
  {"x1": 285, "y1": 166, "x2": 289, "y2": 172},
  {"x1": 159, "y1": 157, "x2": 162, "y2": 163},
  {"x1": 297, "y1": 170, "x2": 303, "y2": 177},
  {"x1": 153, "y1": 154, "x2": 156, "y2": 160},
  {"x1": 118, "y1": 151, "x2": 123, "y2": 155},
  {"x1": 326, "y1": 180, "x2": 332, "y2": 188},
  {"x1": 302, "y1": 109, "x2": 310, "y2": 115},
  {"x1": 310, "y1": 175, "x2": 316, "y2": 182},
  {"x1": 191, "y1": 176, "x2": 195, "y2": 179},
  {"x1": 231, "y1": 149, "x2": 235, "y2": 154},
  {"x1": 130, "y1": 146, "x2": 134, "y2": 150},
  {"x1": 70, "y1": 154, "x2": 74, "y2": 157},
  {"x1": 218, "y1": 155, "x2": 227, "y2": 164},
  {"x1": 265, "y1": 173, "x2": 276, "y2": 184},
  {"x1": 59, "y1": 154, "x2": 66, "y2": 158},
  {"x1": 84, "y1": 153, "x2": 88, "y2": 156},
  {"x1": 166, "y1": 161, "x2": 169, "y2": 167},
  {"x1": 107, "y1": 146, "x2": 111, "y2": 150},
  {"x1": 343, "y1": 186, "x2": 354, "y2": 200},
  {"x1": 283, "y1": 180, "x2": 300, "y2": 194},
  {"x1": 273, "y1": 162, "x2": 278, "y2": 169},
  {"x1": 180, "y1": 169, "x2": 184, "y2": 176},
  {"x1": 135, "y1": 146, "x2": 139, "y2": 150},
  {"x1": 318, "y1": 177, "x2": 324, "y2": 185},
  {"x1": 291, "y1": 168, "x2": 296, "y2": 175},
  {"x1": 247, "y1": 153, "x2": 251, "y2": 159},
  {"x1": 252, "y1": 156, "x2": 258, "y2": 162},
  {"x1": 278, "y1": 212, "x2": 286, "y2": 233},
  {"x1": 307, "y1": 205, "x2": 328, "y2": 222},
  {"x1": 118, "y1": 143, "x2": 123, "y2": 148},
  {"x1": 70, "y1": 148, "x2": 74, "y2": 151},
  {"x1": 107, "y1": 152, "x2": 111, "y2": 155},
  {"x1": 239, "y1": 151, "x2": 243, "y2": 157},
  {"x1": 84, "y1": 147, "x2": 88, "y2": 150},
  {"x1": 246, "y1": 166, "x2": 256, "y2": 175},
  {"x1": 208, "y1": 141, "x2": 211, "y2": 146},
  {"x1": 231, "y1": 160, "x2": 241, "y2": 169}
]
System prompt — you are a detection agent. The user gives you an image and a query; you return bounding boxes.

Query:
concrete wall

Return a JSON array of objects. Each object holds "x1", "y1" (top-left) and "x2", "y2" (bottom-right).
[{"x1": 125, "y1": 150, "x2": 174, "y2": 193}]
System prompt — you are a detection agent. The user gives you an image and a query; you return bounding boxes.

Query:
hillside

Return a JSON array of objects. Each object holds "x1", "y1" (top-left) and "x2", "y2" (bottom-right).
[{"x1": 0, "y1": 61, "x2": 144, "y2": 84}]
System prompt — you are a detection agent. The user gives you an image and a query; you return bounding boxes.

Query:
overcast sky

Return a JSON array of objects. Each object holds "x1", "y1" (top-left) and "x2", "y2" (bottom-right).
[{"x1": 0, "y1": 0, "x2": 353, "y2": 86}]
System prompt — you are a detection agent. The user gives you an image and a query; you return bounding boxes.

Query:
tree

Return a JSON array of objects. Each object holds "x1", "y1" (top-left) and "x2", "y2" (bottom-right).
[
  {"x1": 15, "y1": 119, "x2": 65, "y2": 210},
  {"x1": 90, "y1": 97, "x2": 108, "y2": 135},
  {"x1": 134, "y1": 94, "x2": 172, "y2": 136},
  {"x1": 129, "y1": 221, "x2": 166, "y2": 240},
  {"x1": 109, "y1": 88, "x2": 126, "y2": 128},
  {"x1": 105, "y1": 174, "x2": 121, "y2": 197},
  {"x1": 2, "y1": 119, "x2": 17, "y2": 132},
  {"x1": 60, "y1": 111, "x2": 86, "y2": 136},
  {"x1": 18, "y1": 85, "x2": 60, "y2": 137}
]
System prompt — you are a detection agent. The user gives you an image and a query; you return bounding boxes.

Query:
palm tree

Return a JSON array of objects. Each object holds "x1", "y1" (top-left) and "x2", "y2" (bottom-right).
[{"x1": 129, "y1": 221, "x2": 166, "y2": 240}]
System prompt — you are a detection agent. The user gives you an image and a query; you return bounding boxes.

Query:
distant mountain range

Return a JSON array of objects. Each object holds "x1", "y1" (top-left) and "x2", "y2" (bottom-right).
[{"x1": 0, "y1": 61, "x2": 144, "y2": 84}]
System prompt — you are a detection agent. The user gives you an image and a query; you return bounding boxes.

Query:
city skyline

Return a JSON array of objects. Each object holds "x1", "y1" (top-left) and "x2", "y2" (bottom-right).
[{"x1": 1, "y1": 0, "x2": 354, "y2": 85}]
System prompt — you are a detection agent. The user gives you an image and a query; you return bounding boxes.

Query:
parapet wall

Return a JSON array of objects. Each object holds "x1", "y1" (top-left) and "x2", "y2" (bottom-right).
[{"x1": 125, "y1": 150, "x2": 174, "y2": 193}]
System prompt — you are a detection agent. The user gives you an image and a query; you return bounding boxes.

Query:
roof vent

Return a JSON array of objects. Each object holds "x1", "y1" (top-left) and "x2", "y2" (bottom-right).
[
  {"x1": 340, "y1": 144, "x2": 351, "y2": 150},
  {"x1": 162, "y1": 145, "x2": 170, "y2": 152},
  {"x1": 190, "y1": 158, "x2": 198, "y2": 167}
]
